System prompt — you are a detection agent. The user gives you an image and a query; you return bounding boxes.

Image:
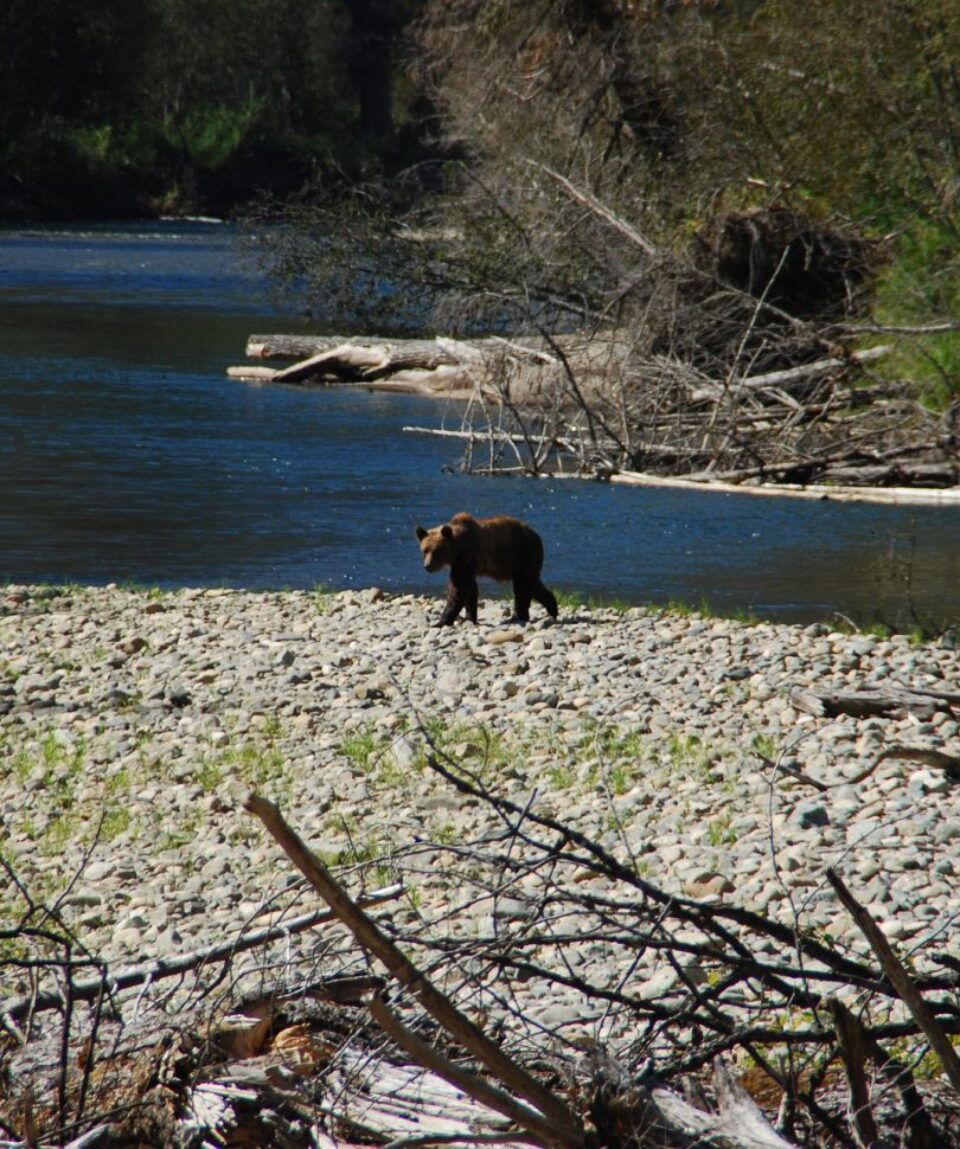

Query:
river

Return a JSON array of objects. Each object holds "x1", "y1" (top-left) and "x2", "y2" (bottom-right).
[{"x1": 0, "y1": 221, "x2": 957, "y2": 630}]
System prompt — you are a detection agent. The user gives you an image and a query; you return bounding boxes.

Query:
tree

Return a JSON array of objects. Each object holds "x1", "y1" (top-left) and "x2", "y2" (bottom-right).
[{"x1": 0, "y1": 0, "x2": 429, "y2": 218}]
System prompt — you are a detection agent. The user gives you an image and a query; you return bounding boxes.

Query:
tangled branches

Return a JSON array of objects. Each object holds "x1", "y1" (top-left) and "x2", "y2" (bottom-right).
[{"x1": 4, "y1": 725, "x2": 960, "y2": 1147}]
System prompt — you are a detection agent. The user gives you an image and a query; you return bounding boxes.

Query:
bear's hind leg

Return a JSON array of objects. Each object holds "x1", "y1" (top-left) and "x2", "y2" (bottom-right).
[
  {"x1": 510, "y1": 576, "x2": 533, "y2": 624},
  {"x1": 534, "y1": 581, "x2": 559, "y2": 619}
]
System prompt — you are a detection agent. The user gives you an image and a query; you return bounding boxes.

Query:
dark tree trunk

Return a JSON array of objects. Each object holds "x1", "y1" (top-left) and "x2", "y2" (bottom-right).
[{"x1": 348, "y1": 0, "x2": 397, "y2": 140}]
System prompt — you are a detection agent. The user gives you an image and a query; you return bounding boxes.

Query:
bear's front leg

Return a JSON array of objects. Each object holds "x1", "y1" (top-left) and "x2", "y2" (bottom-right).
[
  {"x1": 464, "y1": 578, "x2": 480, "y2": 624},
  {"x1": 437, "y1": 579, "x2": 465, "y2": 626}
]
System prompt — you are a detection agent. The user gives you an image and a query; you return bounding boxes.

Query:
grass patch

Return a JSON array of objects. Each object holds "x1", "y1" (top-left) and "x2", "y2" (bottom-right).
[
  {"x1": 341, "y1": 726, "x2": 380, "y2": 773},
  {"x1": 555, "y1": 589, "x2": 633, "y2": 613},
  {"x1": 707, "y1": 815, "x2": 737, "y2": 847},
  {"x1": 547, "y1": 763, "x2": 576, "y2": 790},
  {"x1": 313, "y1": 582, "x2": 336, "y2": 615},
  {"x1": 661, "y1": 597, "x2": 713, "y2": 618},
  {"x1": 100, "y1": 806, "x2": 132, "y2": 841}
]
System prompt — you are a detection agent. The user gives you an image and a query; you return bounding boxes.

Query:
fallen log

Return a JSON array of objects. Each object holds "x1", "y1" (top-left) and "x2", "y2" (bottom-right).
[
  {"x1": 271, "y1": 342, "x2": 390, "y2": 383},
  {"x1": 244, "y1": 332, "x2": 552, "y2": 364},
  {"x1": 820, "y1": 461, "x2": 959, "y2": 487},
  {"x1": 790, "y1": 685, "x2": 960, "y2": 720},
  {"x1": 226, "y1": 365, "x2": 276, "y2": 381},
  {"x1": 612, "y1": 470, "x2": 960, "y2": 506},
  {"x1": 233, "y1": 334, "x2": 562, "y2": 399},
  {"x1": 594, "y1": 1058, "x2": 798, "y2": 1149},
  {"x1": 246, "y1": 334, "x2": 349, "y2": 360},
  {"x1": 732, "y1": 344, "x2": 891, "y2": 392}
]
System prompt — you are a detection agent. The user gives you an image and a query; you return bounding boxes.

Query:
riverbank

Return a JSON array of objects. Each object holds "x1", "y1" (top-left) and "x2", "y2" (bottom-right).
[{"x1": 3, "y1": 583, "x2": 958, "y2": 996}]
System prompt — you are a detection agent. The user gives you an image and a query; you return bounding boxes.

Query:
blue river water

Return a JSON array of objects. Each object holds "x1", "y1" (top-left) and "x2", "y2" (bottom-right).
[{"x1": 0, "y1": 221, "x2": 958, "y2": 629}]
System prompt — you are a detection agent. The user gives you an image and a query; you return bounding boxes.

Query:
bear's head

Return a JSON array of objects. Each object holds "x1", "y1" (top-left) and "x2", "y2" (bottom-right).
[{"x1": 415, "y1": 522, "x2": 457, "y2": 572}]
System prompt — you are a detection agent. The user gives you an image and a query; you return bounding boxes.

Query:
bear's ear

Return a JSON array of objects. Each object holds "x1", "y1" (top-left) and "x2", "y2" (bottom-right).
[
  {"x1": 415, "y1": 525, "x2": 427, "y2": 541},
  {"x1": 440, "y1": 524, "x2": 453, "y2": 539}
]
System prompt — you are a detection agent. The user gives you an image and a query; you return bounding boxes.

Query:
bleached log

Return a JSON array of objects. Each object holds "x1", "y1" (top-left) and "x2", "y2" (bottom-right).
[
  {"x1": 246, "y1": 334, "x2": 348, "y2": 360},
  {"x1": 735, "y1": 344, "x2": 891, "y2": 391},
  {"x1": 599, "y1": 1060, "x2": 797, "y2": 1149},
  {"x1": 245, "y1": 332, "x2": 544, "y2": 364},
  {"x1": 271, "y1": 343, "x2": 389, "y2": 383},
  {"x1": 611, "y1": 470, "x2": 960, "y2": 506},
  {"x1": 226, "y1": 365, "x2": 279, "y2": 380},
  {"x1": 376, "y1": 365, "x2": 480, "y2": 394}
]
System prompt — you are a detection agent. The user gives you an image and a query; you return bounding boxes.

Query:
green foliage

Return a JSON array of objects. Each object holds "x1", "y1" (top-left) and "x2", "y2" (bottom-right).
[
  {"x1": 100, "y1": 806, "x2": 132, "y2": 841},
  {"x1": 1, "y1": 0, "x2": 427, "y2": 219},
  {"x1": 662, "y1": 597, "x2": 711, "y2": 619},
  {"x1": 873, "y1": 221, "x2": 960, "y2": 410},
  {"x1": 546, "y1": 763, "x2": 576, "y2": 791},
  {"x1": 750, "y1": 733, "x2": 778, "y2": 761},
  {"x1": 707, "y1": 815, "x2": 737, "y2": 848},
  {"x1": 667, "y1": 732, "x2": 722, "y2": 779},
  {"x1": 313, "y1": 583, "x2": 336, "y2": 615},
  {"x1": 221, "y1": 737, "x2": 284, "y2": 789},
  {"x1": 555, "y1": 589, "x2": 633, "y2": 613},
  {"x1": 341, "y1": 726, "x2": 380, "y2": 774}
]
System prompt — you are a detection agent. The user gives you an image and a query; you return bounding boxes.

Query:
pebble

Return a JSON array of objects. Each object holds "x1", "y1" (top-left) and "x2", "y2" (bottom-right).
[{"x1": 2, "y1": 584, "x2": 959, "y2": 1030}]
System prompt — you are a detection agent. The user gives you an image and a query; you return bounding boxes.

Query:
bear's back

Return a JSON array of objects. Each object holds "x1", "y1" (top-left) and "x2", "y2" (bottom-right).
[{"x1": 470, "y1": 514, "x2": 544, "y2": 580}]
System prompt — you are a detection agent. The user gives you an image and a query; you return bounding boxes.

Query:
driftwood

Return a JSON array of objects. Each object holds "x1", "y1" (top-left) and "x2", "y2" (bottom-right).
[
  {"x1": 6, "y1": 763, "x2": 960, "y2": 1146},
  {"x1": 790, "y1": 684, "x2": 960, "y2": 720},
  {"x1": 235, "y1": 334, "x2": 890, "y2": 404},
  {"x1": 651, "y1": 1062, "x2": 797, "y2": 1149},
  {"x1": 611, "y1": 469, "x2": 960, "y2": 505},
  {"x1": 235, "y1": 334, "x2": 564, "y2": 401},
  {"x1": 230, "y1": 328, "x2": 959, "y2": 498},
  {"x1": 591, "y1": 1056, "x2": 797, "y2": 1149},
  {"x1": 244, "y1": 793, "x2": 807, "y2": 1149}
]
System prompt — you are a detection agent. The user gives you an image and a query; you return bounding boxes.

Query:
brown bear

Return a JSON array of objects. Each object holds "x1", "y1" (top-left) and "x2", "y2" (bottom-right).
[{"x1": 414, "y1": 512, "x2": 559, "y2": 626}]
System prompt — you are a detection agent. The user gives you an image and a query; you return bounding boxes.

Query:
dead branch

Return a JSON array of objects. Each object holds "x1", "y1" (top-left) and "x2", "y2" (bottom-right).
[
  {"x1": 843, "y1": 744, "x2": 960, "y2": 786},
  {"x1": 367, "y1": 993, "x2": 559, "y2": 1148},
  {"x1": 734, "y1": 345, "x2": 891, "y2": 391},
  {"x1": 528, "y1": 161, "x2": 660, "y2": 260},
  {"x1": 243, "y1": 792, "x2": 585, "y2": 1149},
  {"x1": 827, "y1": 869, "x2": 960, "y2": 1097},
  {"x1": 1, "y1": 884, "x2": 402, "y2": 1025},
  {"x1": 754, "y1": 752, "x2": 830, "y2": 793},
  {"x1": 827, "y1": 998, "x2": 882, "y2": 1148}
]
